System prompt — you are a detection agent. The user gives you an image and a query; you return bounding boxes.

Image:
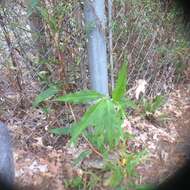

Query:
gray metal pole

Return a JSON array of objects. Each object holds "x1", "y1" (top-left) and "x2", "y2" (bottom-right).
[{"x1": 84, "y1": 0, "x2": 109, "y2": 95}]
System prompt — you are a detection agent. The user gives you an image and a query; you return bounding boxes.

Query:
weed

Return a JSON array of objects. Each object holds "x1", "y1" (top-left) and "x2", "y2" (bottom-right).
[
  {"x1": 52, "y1": 62, "x2": 135, "y2": 153},
  {"x1": 139, "y1": 95, "x2": 165, "y2": 117}
]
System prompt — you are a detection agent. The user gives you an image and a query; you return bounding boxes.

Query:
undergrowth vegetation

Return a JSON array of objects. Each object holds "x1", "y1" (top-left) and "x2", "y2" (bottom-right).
[
  {"x1": 29, "y1": 0, "x2": 190, "y2": 189},
  {"x1": 0, "y1": 0, "x2": 189, "y2": 188},
  {"x1": 53, "y1": 62, "x2": 148, "y2": 189},
  {"x1": 33, "y1": 60, "x2": 165, "y2": 189}
]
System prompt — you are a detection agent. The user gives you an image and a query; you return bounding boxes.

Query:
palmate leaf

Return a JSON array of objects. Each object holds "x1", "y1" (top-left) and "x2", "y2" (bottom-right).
[
  {"x1": 87, "y1": 99, "x2": 124, "y2": 151},
  {"x1": 33, "y1": 85, "x2": 59, "y2": 107},
  {"x1": 112, "y1": 61, "x2": 128, "y2": 102},
  {"x1": 56, "y1": 90, "x2": 104, "y2": 104},
  {"x1": 70, "y1": 99, "x2": 106, "y2": 142},
  {"x1": 102, "y1": 100, "x2": 123, "y2": 148}
]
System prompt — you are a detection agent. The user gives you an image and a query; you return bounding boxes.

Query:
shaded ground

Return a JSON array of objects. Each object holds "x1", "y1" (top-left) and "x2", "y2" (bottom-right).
[
  {"x1": 1, "y1": 62, "x2": 190, "y2": 189},
  {"x1": 137, "y1": 83, "x2": 190, "y2": 184}
]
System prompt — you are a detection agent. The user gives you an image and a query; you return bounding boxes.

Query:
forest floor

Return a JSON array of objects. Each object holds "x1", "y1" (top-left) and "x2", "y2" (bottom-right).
[{"x1": 0, "y1": 65, "x2": 190, "y2": 189}]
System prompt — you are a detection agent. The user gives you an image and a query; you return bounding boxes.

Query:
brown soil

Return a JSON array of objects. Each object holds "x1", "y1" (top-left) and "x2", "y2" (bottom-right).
[
  {"x1": 1, "y1": 67, "x2": 190, "y2": 189},
  {"x1": 137, "y1": 83, "x2": 190, "y2": 185}
]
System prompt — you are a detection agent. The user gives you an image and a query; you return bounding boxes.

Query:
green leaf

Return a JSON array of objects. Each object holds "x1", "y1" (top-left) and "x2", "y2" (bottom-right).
[
  {"x1": 73, "y1": 150, "x2": 92, "y2": 166},
  {"x1": 87, "y1": 99, "x2": 124, "y2": 151},
  {"x1": 120, "y1": 97, "x2": 137, "y2": 110},
  {"x1": 112, "y1": 61, "x2": 128, "y2": 102},
  {"x1": 33, "y1": 85, "x2": 59, "y2": 107},
  {"x1": 36, "y1": 6, "x2": 49, "y2": 22},
  {"x1": 66, "y1": 176, "x2": 83, "y2": 188},
  {"x1": 27, "y1": 0, "x2": 39, "y2": 8},
  {"x1": 92, "y1": 100, "x2": 116, "y2": 148},
  {"x1": 49, "y1": 17, "x2": 58, "y2": 33},
  {"x1": 56, "y1": 90, "x2": 104, "y2": 104},
  {"x1": 106, "y1": 164, "x2": 123, "y2": 187},
  {"x1": 135, "y1": 184, "x2": 154, "y2": 190},
  {"x1": 126, "y1": 150, "x2": 147, "y2": 177},
  {"x1": 151, "y1": 95, "x2": 165, "y2": 113},
  {"x1": 142, "y1": 95, "x2": 165, "y2": 114},
  {"x1": 50, "y1": 127, "x2": 71, "y2": 135},
  {"x1": 102, "y1": 100, "x2": 122, "y2": 147},
  {"x1": 70, "y1": 99, "x2": 106, "y2": 142},
  {"x1": 26, "y1": 0, "x2": 40, "y2": 16}
]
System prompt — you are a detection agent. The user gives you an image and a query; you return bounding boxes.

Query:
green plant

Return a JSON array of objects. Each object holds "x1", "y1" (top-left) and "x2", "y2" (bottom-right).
[
  {"x1": 64, "y1": 172, "x2": 100, "y2": 190},
  {"x1": 32, "y1": 84, "x2": 60, "y2": 107},
  {"x1": 64, "y1": 176, "x2": 83, "y2": 190},
  {"x1": 134, "y1": 184, "x2": 154, "y2": 190},
  {"x1": 73, "y1": 150, "x2": 92, "y2": 166},
  {"x1": 33, "y1": 61, "x2": 147, "y2": 189},
  {"x1": 140, "y1": 95, "x2": 165, "y2": 116},
  {"x1": 103, "y1": 149, "x2": 147, "y2": 189},
  {"x1": 51, "y1": 62, "x2": 136, "y2": 153},
  {"x1": 84, "y1": 172, "x2": 100, "y2": 190}
]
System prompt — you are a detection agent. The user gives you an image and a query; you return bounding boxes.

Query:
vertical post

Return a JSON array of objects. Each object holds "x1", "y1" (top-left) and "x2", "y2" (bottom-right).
[{"x1": 84, "y1": 0, "x2": 109, "y2": 95}]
